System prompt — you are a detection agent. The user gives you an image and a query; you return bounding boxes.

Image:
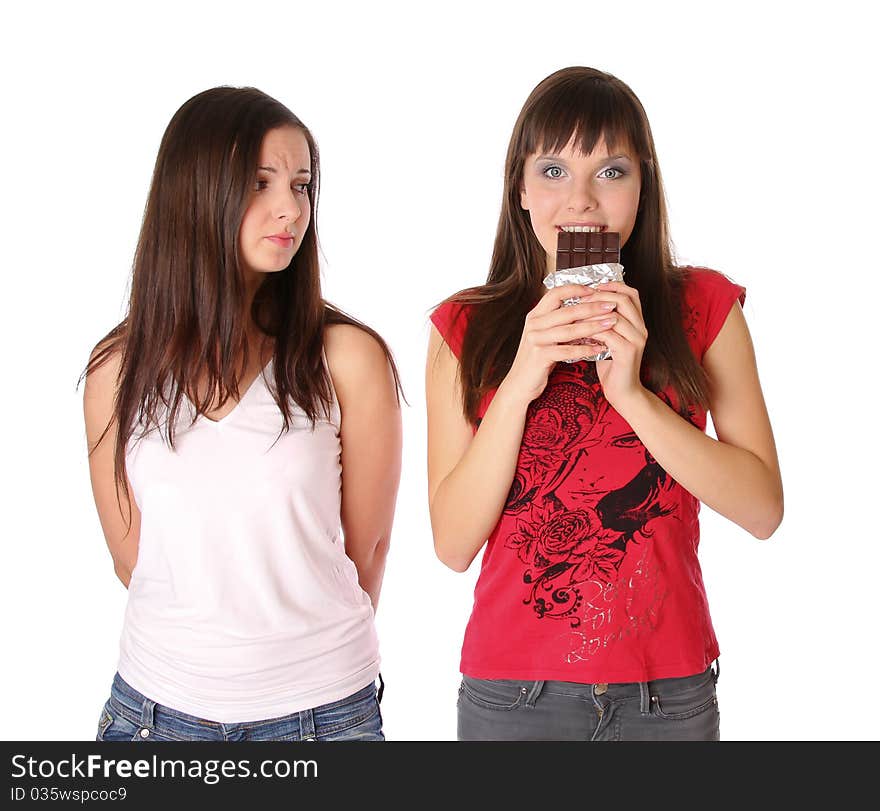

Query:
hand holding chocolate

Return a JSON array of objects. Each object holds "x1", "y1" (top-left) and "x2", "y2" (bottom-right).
[{"x1": 543, "y1": 230, "x2": 624, "y2": 362}]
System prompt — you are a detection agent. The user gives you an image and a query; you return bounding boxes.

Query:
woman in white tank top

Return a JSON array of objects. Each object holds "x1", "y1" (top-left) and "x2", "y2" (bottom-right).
[{"x1": 81, "y1": 87, "x2": 402, "y2": 741}]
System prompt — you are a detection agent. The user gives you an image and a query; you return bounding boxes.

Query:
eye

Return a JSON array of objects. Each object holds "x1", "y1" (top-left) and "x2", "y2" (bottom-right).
[
  {"x1": 542, "y1": 164, "x2": 566, "y2": 180},
  {"x1": 293, "y1": 182, "x2": 310, "y2": 196},
  {"x1": 255, "y1": 178, "x2": 269, "y2": 191},
  {"x1": 599, "y1": 166, "x2": 624, "y2": 180}
]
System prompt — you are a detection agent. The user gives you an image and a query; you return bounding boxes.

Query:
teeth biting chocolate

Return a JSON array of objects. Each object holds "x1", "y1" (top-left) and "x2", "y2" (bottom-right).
[
  {"x1": 556, "y1": 230, "x2": 620, "y2": 269},
  {"x1": 544, "y1": 231, "x2": 625, "y2": 363}
]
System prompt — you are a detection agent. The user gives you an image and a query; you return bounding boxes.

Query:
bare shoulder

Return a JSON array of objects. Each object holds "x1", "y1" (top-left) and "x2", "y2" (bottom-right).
[
  {"x1": 85, "y1": 341, "x2": 122, "y2": 389},
  {"x1": 324, "y1": 323, "x2": 394, "y2": 391},
  {"x1": 324, "y1": 322, "x2": 386, "y2": 357},
  {"x1": 427, "y1": 323, "x2": 458, "y2": 372},
  {"x1": 83, "y1": 342, "x2": 123, "y2": 448}
]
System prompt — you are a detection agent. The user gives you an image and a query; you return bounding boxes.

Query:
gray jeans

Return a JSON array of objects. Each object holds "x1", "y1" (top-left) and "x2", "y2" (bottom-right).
[{"x1": 457, "y1": 662, "x2": 720, "y2": 741}]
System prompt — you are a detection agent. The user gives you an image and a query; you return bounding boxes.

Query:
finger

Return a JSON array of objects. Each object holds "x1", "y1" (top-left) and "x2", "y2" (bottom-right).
[
  {"x1": 591, "y1": 328, "x2": 623, "y2": 359},
  {"x1": 531, "y1": 299, "x2": 618, "y2": 330},
  {"x1": 595, "y1": 281, "x2": 643, "y2": 316},
  {"x1": 592, "y1": 322, "x2": 641, "y2": 360},
  {"x1": 598, "y1": 312, "x2": 645, "y2": 346},
  {"x1": 533, "y1": 284, "x2": 595, "y2": 315},
  {"x1": 533, "y1": 315, "x2": 619, "y2": 347},
  {"x1": 581, "y1": 290, "x2": 643, "y2": 330}
]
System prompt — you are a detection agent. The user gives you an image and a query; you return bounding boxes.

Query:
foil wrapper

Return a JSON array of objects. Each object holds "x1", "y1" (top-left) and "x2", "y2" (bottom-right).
[{"x1": 543, "y1": 262, "x2": 625, "y2": 362}]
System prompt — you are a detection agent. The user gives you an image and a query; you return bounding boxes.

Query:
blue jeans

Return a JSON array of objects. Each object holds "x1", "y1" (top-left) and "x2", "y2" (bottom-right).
[
  {"x1": 96, "y1": 673, "x2": 385, "y2": 741},
  {"x1": 458, "y1": 663, "x2": 720, "y2": 741}
]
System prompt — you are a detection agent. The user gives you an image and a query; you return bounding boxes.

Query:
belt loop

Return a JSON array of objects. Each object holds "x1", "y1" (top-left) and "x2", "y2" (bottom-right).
[
  {"x1": 299, "y1": 708, "x2": 316, "y2": 741},
  {"x1": 140, "y1": 698, "x2": 156, "y2": 728},
  {"x1": 524, "y1": 680, "x2": 545, "y2": 708},
  {"x1": 377, "y1": 672, "x2": 385, "y2": 705},
  {"x1": 639, "y1": 681, "x2": 651, "y2": 715},
  {"x1": 712, "y1": 658, "x2": 721, "y2": 684}
]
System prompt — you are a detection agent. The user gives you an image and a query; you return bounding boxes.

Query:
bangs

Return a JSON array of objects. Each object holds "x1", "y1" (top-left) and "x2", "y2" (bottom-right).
[{"x1": 520, "y1": 73, "x2": 650, "y2": 161}]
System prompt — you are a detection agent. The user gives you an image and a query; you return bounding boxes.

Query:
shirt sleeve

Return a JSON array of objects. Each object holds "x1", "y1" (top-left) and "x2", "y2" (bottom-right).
[
  {"x1": 684, "y1": 268, "x2": 747, "y2": 360},
  {"x1": 429, "y1": 299, "x2": 471, "y2": 360}
]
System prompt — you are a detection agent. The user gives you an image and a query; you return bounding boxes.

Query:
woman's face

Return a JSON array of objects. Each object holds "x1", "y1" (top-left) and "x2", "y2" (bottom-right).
[
  {"x1": 519, "y1": 135, "x2": 641, "y2": 271},
  {"x1": 239, "y1": 126, "x2": 312, "y2": 279}
]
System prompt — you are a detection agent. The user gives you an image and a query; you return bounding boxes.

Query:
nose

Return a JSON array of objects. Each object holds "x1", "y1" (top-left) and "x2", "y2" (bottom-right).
[
  {"x1": 275, "y1": 188, "x2": 303, "y2": 223},
  {"x1": 567, "y1": 179, "x2": 598, "y2": 212}
]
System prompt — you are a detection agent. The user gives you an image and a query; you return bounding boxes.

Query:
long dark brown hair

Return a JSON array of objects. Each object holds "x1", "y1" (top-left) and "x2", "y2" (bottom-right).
[
  {"x1": 444, "y1": 67, "x2": 709, "y2": 423},
  {"x1": 80, "y1": 86, "x2": 401, "y2": 533}
]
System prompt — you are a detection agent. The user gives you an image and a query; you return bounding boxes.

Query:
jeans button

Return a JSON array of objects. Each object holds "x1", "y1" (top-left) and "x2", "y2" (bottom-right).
[
  {"x1": 139, "y1": 728, "x2": 150, "y2": 738},
  {"x1": 594, "y1": 683, "x2": 608, "y2": 695}
]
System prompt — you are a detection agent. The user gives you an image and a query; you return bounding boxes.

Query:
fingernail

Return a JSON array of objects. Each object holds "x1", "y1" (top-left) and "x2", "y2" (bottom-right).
[
  {"x1": 600, "y1": 318, "x2": 616, "y2": 327},
  {"x1": 600, "y1": 303, "x2": 615, "y2": 311}
]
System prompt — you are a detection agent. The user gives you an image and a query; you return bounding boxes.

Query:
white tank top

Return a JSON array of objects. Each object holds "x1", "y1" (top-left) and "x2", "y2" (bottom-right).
[{"x1": 118, "y1": 356, "x2": 380, "y2": 722}]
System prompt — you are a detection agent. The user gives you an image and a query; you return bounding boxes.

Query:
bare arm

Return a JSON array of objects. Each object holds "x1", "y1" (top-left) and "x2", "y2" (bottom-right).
[
  {"x1": 609, "y1": 302, "x2": 783, "y2": 538},
  {"x1": 83, "y1": 348, "x2": 141, "y2": 587},
  {"x1": 426, "y1": 285, "x2": 618, "y2": 571},
  {"x1": 426, "y1": 329, "x2": 529, "y2": 572},
  {"x1": 325, "y1": 324, "x2": 402, "y2": 611}
]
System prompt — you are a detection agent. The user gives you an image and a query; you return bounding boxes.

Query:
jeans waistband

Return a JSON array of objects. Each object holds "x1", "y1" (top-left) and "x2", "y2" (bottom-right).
[
  {"x1": 110, "y1": 674, "x2": 225, "y2": 727},
  {"x1": 110, "y1": 671, "x2": 385, "y2": 726},
  {"x1": 463, "y1": 662, "x2": 719, "y2": 721},
  {"x1": 538, "y1": 662, "x2": 718, "y2": 699}
]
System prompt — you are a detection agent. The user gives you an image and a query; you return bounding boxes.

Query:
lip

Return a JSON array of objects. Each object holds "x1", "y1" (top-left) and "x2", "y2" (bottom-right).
[{"x1": 266, "y1": 234, "x2": 294, "y2": 246}]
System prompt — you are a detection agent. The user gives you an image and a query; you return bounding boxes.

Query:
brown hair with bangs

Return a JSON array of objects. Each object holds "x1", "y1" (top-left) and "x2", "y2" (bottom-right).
[
  {"x1": 443, "y1": 66, "x2": 709, "y2": 423},
  {"x1": 79, "y1": 86, "x2": 402, "y2": 534}
]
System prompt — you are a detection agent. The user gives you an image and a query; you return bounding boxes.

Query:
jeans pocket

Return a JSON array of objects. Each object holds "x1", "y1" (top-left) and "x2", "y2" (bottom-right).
[
  {"x1": 321, "y1": 698, "x2": 385, "y2": 742},
  {"x1": 96, "y1": 702, "x2": 142, "y2": 741},
  {"x1": 95, "y1": 704, "x2": 114, "y2": 741},
  {"x1": 459, "y1": 676, "x2": 524, "y2": 712},
  {"x1": 316, "y1": 684, "x2": 382, "y2": 737},
  {"x1": 650, "y1": 672, "x2": 719, "y2": 721},
  {"x1": 98, "y1": 697, "x2": 188, "y2": 742}
]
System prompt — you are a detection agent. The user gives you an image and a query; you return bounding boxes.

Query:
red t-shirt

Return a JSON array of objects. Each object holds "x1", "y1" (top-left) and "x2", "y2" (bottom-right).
[{"x1": 430, "y1": 267, "x2": 746, "y2": 683}]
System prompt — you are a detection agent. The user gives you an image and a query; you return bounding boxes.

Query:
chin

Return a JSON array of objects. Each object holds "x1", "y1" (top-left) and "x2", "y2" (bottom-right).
[{"x1": 264, "y1": 256, "x2": 295, "y2": 273}]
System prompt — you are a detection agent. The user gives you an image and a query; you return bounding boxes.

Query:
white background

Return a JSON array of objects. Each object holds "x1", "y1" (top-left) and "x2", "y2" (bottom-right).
[{"x1": 2, "y1": 0, "x2": 877, "y2": 741}]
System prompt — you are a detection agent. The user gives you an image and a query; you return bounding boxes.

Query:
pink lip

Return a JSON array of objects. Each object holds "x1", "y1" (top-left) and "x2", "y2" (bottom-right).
[{"x1": 266, "y1": 235, "x2": 294, "y2": 246}]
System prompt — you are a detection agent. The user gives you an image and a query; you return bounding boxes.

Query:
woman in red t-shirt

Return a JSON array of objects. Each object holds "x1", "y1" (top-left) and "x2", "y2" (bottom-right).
[{"x1": 426, "y1": 67, "x2": 783, "y2": 741}]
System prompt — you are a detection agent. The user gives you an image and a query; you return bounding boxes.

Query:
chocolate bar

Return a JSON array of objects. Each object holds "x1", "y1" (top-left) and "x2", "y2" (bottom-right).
[
  {"x1": 549, "y1": 231, "x2": 623, "y2": 363},
  {"x1": 556, "y1": 230, "x2": 620, "y2": 270}
]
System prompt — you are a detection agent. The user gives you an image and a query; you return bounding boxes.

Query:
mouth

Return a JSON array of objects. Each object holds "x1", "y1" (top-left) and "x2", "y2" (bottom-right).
[
  {"x1": 266, "y1": 234, "x2": 295, "y2": 247},
  {"x1": 556, "y1": 224, "x2": 607, "y2": 233}
]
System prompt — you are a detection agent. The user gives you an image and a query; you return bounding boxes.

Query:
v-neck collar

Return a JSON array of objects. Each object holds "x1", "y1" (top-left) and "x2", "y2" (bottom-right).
[{"x1": 185, "y1": 357, "x2": 273, "y2": 426}]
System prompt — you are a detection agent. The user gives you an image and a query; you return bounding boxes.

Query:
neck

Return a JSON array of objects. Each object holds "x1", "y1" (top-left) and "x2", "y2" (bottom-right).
[{"x1": 243, "y1": 272, "x2": 265, "y2": 312}]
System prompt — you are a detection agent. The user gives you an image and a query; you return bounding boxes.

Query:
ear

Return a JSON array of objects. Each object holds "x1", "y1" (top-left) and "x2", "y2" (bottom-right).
[{"x1": 519, "y1": 186, "x2": 529, "y2": 211}]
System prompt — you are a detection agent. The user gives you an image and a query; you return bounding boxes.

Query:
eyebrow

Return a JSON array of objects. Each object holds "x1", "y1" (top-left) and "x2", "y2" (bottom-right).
[
  {"x1": 257, "y1": 165, "x2": 312, "y2": 175},
  {"x1": 534, "y1": 153, "x2": 633, "y2": 163}
]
